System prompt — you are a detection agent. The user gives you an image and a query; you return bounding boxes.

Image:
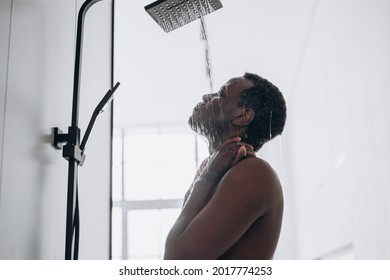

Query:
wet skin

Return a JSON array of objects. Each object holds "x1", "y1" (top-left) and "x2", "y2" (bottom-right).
[{"x1": 164, "y1": 77, "x2": 284, "y2": 259}]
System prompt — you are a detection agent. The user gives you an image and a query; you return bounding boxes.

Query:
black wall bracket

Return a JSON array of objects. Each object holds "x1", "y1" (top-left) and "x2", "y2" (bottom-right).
[{"x1": 52, "y1": 127, "x2": 86, "y2": 166}]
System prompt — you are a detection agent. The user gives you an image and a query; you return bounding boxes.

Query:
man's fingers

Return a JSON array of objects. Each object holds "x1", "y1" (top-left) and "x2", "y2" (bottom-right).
[
  {"x1": 215, "y1": 137, "x2": 257, "y2": 167},
  {"x1": 231, "y1": 145, "x2": 246, "y2": 166},
  {"x1": 221, "y1": 137, "x2": 241, "y2": 148},
  {"x1": 231, "y1": 144, "x2": 256, "y2": 166}
]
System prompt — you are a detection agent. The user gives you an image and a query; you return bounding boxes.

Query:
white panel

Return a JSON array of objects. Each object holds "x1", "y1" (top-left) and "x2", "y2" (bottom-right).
[
  {"x1": 350, "y1": 0, "x2": 390, "y2": 259},
  {"x1": 0, "y1": 0, "x2": 12, "y2": 193},
  {"x1": 0, "y1": 0, "x2": 112, "y2": 260},
  {"x1": 0, "y1": 0, "x2": 76, "y2": 259},
  {"x1": 288, "y1": 0, "x2": 390, "y2": 259}
]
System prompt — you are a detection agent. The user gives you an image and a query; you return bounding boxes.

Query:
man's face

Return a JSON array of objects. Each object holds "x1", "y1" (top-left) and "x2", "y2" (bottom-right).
[{"x1": 188, "y1": 77, "x2": 253, "y2": 141}]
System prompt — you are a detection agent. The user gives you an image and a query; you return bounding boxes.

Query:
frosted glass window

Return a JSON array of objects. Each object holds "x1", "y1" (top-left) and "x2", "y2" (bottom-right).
[
  {"x1": 111, "y1": 208, "x2": 122, "y2": 260},
  {"x1": 127, "y1": 209, "x2": 181, "y2": 259},
  {"x1": 112, "y1": 125, "x2": 208, "y2": 259},
  {"x1": 124, "y1": 134, "x2": 197, "y2": 200},
  {"x1": 112, "y1": 136, "x2": 123, "y2": 201}
]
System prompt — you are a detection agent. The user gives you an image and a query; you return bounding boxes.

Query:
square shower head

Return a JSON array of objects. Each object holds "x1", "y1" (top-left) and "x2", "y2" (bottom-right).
[{"x1": 145, "y1": 0, "x2": 223, "y2": 33}]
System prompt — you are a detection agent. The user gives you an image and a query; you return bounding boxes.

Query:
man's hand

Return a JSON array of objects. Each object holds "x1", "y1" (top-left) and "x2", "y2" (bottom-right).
[{"x1": 202, "y1": 137, "x2": 256, "y2": 182}]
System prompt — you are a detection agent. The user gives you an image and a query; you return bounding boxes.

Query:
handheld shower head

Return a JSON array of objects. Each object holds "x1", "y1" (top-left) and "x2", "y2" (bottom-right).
[{"x1": 145, "y1": 0, "x2": 223, "y2": 32}]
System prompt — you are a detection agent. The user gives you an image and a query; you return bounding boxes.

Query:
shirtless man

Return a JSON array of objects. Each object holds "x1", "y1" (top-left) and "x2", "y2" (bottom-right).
[{"x1": 164, "y1": 73, "x2": 287, "y2": 259}]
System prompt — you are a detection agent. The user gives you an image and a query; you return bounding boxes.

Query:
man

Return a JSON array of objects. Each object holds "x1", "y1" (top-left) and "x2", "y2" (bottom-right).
[{"x1": 164, "y1": 73, "x2": 287, "y2": 259}]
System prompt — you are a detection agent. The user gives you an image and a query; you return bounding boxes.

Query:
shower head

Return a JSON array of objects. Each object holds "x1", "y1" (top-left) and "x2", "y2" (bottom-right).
[{"x1": 145, "y1": 0, "x2": 223, "y2": 33}]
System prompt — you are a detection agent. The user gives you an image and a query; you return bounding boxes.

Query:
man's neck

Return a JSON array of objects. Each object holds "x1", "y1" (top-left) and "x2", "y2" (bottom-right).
[{"x1": 207, "y1": 131, "x2": 246, "y2": 155}]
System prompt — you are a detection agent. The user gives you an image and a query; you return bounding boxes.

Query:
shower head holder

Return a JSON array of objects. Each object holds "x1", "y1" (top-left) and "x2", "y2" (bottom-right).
[{"x1": 52, "y1": 127, "x2": 86, "y2": 165}]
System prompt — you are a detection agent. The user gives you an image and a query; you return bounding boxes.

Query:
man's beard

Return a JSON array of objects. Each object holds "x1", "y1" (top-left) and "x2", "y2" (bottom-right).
[
  {"x1": 188, "y1": 114, "x2": 212, "y2": 137},
  {"x1": 188, "y1": 107, "x2": 228, "y2": 146}
]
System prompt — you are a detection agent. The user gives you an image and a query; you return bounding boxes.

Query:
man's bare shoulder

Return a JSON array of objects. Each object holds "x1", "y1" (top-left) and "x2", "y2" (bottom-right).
[
  {"x1": 224, "y1": 157, "x2": 280, "y2": 188},
  {"x1": 237, "y1": 156, "x2": 276, "y2": 173},
  {"x1": 217, "y1": 157, "x2": 283, "y2": 213}
]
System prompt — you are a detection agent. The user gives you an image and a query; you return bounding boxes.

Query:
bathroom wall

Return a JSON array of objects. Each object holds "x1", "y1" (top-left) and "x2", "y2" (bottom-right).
[
  {"x1": 284, "y1": 0, "x2": 390, "y2": 259},
  {"x1": 0, "y1": 0, "x2": 113, "y2": 259},
  {"x1": 0, "y1": 1, "x2": 12, "y2": 186}
]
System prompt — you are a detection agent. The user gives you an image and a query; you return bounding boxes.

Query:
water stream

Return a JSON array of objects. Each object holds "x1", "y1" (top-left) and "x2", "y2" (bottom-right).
[{"x1": 200, "y1": 16, "x2": 214, "y2": 93}]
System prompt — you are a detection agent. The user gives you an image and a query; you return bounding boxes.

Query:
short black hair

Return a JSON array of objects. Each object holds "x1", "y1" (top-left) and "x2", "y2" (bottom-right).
[{"x1": 240, "y1": 72, "x2": 287, "y2": 151}]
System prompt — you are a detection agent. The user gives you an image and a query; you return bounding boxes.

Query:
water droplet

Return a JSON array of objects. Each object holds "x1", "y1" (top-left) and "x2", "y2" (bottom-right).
[{"x1": 269, "y1": 110, "x2": 273, "y2": 140}]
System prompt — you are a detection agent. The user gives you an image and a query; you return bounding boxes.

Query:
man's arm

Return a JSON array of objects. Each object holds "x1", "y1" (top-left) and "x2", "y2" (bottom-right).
[
  {"x1": 182, "y1": 157, "x2": 210, "y2": 208},
  {"x1": 164, "y1": 156, "x2": 272, "y2": 259}
]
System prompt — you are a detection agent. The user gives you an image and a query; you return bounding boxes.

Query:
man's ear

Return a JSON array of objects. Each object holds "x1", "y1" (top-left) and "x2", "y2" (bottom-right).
[{"x1": 232, "y1": 107, "x2": 255, "y2": 126}]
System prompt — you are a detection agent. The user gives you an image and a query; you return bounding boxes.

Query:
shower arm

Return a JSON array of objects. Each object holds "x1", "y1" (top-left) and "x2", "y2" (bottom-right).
[{"x1": 52, "y1": 0, "x2": 118, "y2": 260}]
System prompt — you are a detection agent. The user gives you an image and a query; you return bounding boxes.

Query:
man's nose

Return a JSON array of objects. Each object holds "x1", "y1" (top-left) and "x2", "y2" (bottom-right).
[{"x1": 202, "y1": 93, "x2": 215, "y2": 102}]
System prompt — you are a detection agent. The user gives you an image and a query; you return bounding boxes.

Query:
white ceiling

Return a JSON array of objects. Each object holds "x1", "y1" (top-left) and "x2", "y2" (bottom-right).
[{"x1": 114, "y1": 0, "x2": 317, "y2": 129}]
